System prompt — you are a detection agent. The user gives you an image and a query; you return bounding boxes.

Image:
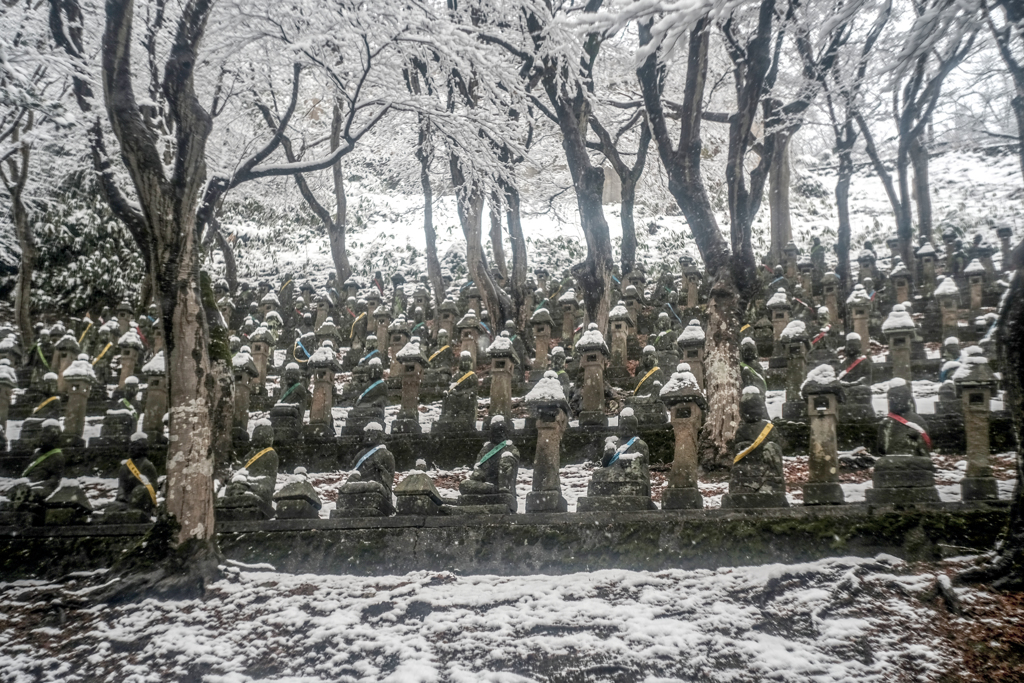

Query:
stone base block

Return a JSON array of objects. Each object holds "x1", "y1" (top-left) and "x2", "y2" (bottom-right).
[
  {"x1": 445, "y1": 504, "x2": 511, "y2": 516},
  {"x1": 44, "y1": 507, "x2": 90, "y2": 526},
  {"x1": 431, "y1": 420, "x2": 477, "y2": 435},
  {"x1": 960, "y1": 477, "x2": 999, "y2": 502},
  {"x1": 720, "y1": 491, "x2": 789, "y2": 509},
  {"x1": 396, "y1": 493, "x2": 444, "y2": 516},
  {"x1": 0, "y1": 508, "x2": 42, "y2": 527},
  {"x1": 872, "y1": 456, "x2": 936, "y2": 490},
  {"x1": 216, "y1": 495, "x2": 274, "y2": 522},
  {"x1": 802, "y1": 482, "x2": 845, "y2": 506},
  {"x1": 576, "y1": 495, "x2": 656, "y2": 512},
  {"x1": 839, "y1": 405, "x2": 876, "y2": 423},
  {"x1": 335, "y1": 490, "x2": 394, "y2": 517},
  {"x1": 781, "y1": 401, "x2": 806, "y2": 421},
  {"x1": 276, "y1": 499, "x2": 321, "y2": 519},
  {"x1": 577, "y1": 411, "x2": 606, "y2": 427},
  {"x1": 661, "y1": 487, "x2": 704, "y2": 510},
  {"x1": 459, "y1": 492, "x2": 515, "y2": 512},
  {"x1": 587, "y1": 481, "x2": 650, "y2": 498},
  {"x1": 525, "y1": 490, "x2": 568, "y2": 513},
  {"x1": 390, "y1": 418, "x2": 422, "y2": 435},
  {"x1": 865, "y1": 486, "x2": 940, "y2": 505},
  {"x1": 97, "y1": 509, "x2": 152, "y2": 525}
]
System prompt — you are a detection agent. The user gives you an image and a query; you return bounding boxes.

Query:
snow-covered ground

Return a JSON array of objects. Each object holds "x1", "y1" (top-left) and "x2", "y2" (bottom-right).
[{"x1": 1, "y1": 553, "x2": 1021, "y2": 682}]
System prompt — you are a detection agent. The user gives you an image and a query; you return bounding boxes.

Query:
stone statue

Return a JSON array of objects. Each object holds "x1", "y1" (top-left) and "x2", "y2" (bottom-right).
[
  {"x1": 722, "y1": 387, "x2": 787, "y2": 509},
  {"x1": 577, "y1": 408, "x2": 655, "y2": 511},
  {"x1": 837, "y1": 332, "x2": 873, "y2": 421},
  {"x1": 345, "y1": 356, "x2": 387, "y2": 434},
  {"x1": 103, "y1": 432, "x2": 159, "y2": 523},
  {"x1": 217, "y1": 420, "x2": 279, "y2": 520},
  {"x1": 653, "y1": 312, "x2": 680, "y2": 370},
  {"x1": 739, "y1": 337, "x2": 767, "y2": 395},
  {"x1": 18, "y1": 373, "x2": 61, "y2": 449},
  {"x1": 433, "y1": 351, "x2": 478, "y2": 433},
  {"x1": 877, "y1": 379, "x2": 930, "y2": 457},
  {"x1": 334, "y1": 422, "x2": 396, "y2": 517},
  {"x1": 1, "y1": 420, "x2": 64, "y2": 524},
  {"x1": 458, "y1": 415, "x2": 520, "y2": 513}
]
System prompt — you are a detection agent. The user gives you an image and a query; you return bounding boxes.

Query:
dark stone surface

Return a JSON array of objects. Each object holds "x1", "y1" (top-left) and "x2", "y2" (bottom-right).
[
  {"x1": 576, "y1": 496, "x2": 657, "y2": 512},
  {"x1": 959, "y1": 477, "x2": 999, "y2": 502},
  {"x1": 0, "y1": 503, "x2": 1009, "y2": 580},
  {"x1": 661, "y1": 487, "x2": 704, "y2": 510},
  {"x1": 802, "y1": 482, "x2": 846, "y2": 506},
  {"x1": 525, "y1": 491, "x2": 568, "y2": 513}
]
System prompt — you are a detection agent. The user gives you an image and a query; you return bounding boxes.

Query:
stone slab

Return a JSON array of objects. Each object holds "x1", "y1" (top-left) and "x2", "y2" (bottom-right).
[{"x1": 576, "y1": 496, "x2": 657, "y2": 512}]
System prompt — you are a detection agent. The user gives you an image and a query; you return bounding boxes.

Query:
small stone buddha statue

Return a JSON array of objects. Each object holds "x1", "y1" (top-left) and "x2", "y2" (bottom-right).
[
  {"x1": 722, "y1": 386, "x2": 787, "y2": 509},
  {"x1": 216, "y1": 420, "x2": 278, "y2": 520},
  {"x1": 458, "y1": 415, "x2": 520, "y2": 513},
  {"x1": 334, "y1": 421, "x2": 396, "y2": 517}
]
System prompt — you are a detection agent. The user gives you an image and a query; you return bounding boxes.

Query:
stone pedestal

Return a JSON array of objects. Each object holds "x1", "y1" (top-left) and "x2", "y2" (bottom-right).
[
  {"x1": 118, "y1": 347, "x2": 139, "y2": 390},
  {"x1": 116, "y1": 302, "x2": 132, "y2": 336},
  {"x1": 395, "y1": 473, "x2": 446, "y2": 515},
  {"x1": 865, "y1": 456, "x2": 940, "y2": 504},
  {"x1": 850, "y1": 306, "x2": 869, "y2": 346},
  {"x1": 309, "y1": 364, "x2": 336, "y2": 436},
  {"x1": 526, "y1": 408, "x2": 568, "y2": 512},
  {"x1": 488, "y1": 355, "x2": 513, "y2": 426},
  {"x1": 579, "y1": 350, "x2": 607, "y2": 427},
  {"x1": 460, "y1": 327, "x2": 479, "y2": 368},
  {"x1": 821, "y1": 274, "x2": 839, "y2": 325},
  {"x1": 937, "y1": 294, "x2": 959, "y2": 341},
  {"x1": 662, "y1": 402, "x2": 703, "y2": 509},
  {"x1": 532, "y1": 317, "x2": 552, "y2": 377},
  {"x1": 803, "y1": 392, "x2": 844, "y2": 505},
  {"x1": 997, "y1": 225, "x2": 1014, "y2": 271},
  {"x1": 607, "y1": 309, "x2": 631, "y2": 384},
  {"x1": 388, "y1": 330, "x2": 410, "y2": 377},
  {"x1": 392, "y1": 359, "x2": 424, "y2": 435},
  {"x1": 63, "y1": 376, "x2": 92, "y2": 447},
  {"x1": 560, "y1": 300, "x2": 579, "y2": 349},
  {"x1": 250, "y1": 338, "x2": 272, "y2": 395},
  {"x1": 769, "y1": 304, "x2": 791, "y2": 341},
  {"x1": 143, "y1": 369, "x2": 168, "y2": 442},
  {"x1": 968, "y1": 273, "x2": 984, "y2": 312},
  {"x1": 332, "y1": 481, "x2": 395, "y2": 518},
  {"x1": 233, "y1": 372, "x2": 254, "y2": 442},
  {"x1": 678, "y1": 343, "x2": 704, "y2": 390},
  {"x1": 887, "y1": 330, "x2": 913, "y2": 383},
  {"x1": 782, "y1": 341, "x2": 807, "y2": 421},
  {"x1": 0, "y1": 383, "x2": 12, "y2": 434},
  {"x1": 959, "y1": 378, "x2": 998, "y2": 501}
]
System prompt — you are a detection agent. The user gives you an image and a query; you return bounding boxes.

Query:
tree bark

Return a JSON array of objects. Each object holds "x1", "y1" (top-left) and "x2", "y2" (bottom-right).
[
  {"x1": 504, "y1": 179, "x2": 529, "y2": 331},
  {"x1": 768, "y1": 131, "x2": 792, "y2": 266},
  {"x1": 961, "y1": 241, "x2": 1024, "y2": 589},
  {"x1": 835, "y1": 137, "x2": 855, "y2": 310},
  {"x1": 0, "y1": 123, "x2": 35, "y2": 347},
  {"x1": 328, "y1": 103, "x2": 351, "y2": 284},
  {"x1": 489, "y1": 193, "x2": 508, "y2": 283},
  {"x1": 638, "y1": 18, "x2": 742, "y2": 469},
  {"x1": 417, "y1": 118, "x2": 444, "y2": 308},
  {"x1": 909, "y1": 136, "x2": 932, "y2": 243},
  {"x1": 210, "y1": 217, "x2": 237, "y2": 295}
]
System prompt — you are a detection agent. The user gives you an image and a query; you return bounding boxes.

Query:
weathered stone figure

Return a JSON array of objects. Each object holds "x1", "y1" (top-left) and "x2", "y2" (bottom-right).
[
  {"x1": 801, "y1": 364, "x2": 845, "y2": 505},
  {"x1": 578, "y1": 408, "x2": 656, "y2": 511},
  {"x1": 458, "y1": 416, "x2": 520, "y2": 513},
  {"x1": 434, "y1": 351, "x2": 479, "y2": 433},
  {"x1": 722, "y1": 387, "x2": 788, "y2": 509},
  {"x1": 837, "y1": 332, "x2": 874, "y2": 422},
  {"x1": 525, "y1": 371, "x2": 570, "y2": 512},
  {"x1": 217, "y1": 420, "x2": 279, "y2": 520},
  {"x1": 345, "y1": 356, "x2": 387, "y2": 435},
  {"x1": 866, "y1": 380, "x2": 940, "y2": 504},
  {"x1": 0, "y1": 420, "x2": 65, "y2": 525},
  {"x1": 102, "y1": 432, "x2": 160, "y2": 523},
  {"x1": 739, "y1": 337, "x2": 767, "y2": 395},
  {"x1": 334, "y1": 422, "x2": 396, "y2": 517}
]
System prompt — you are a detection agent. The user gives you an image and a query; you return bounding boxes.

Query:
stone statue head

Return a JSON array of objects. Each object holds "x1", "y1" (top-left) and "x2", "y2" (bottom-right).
[
  {"x1": 642, "y1": 345, "x2": 657, "y2": 368},
  {"x1": 43, "y1": 372, "x2": 58, "y2": 395},
  {"x1": 489, "y1": 414, "x2": 509, "y2": 443},
  {"x1": 413, "y1": 306, "x2": 425, "y2": 323},
  {"x1": 436, "y1": 328, "x2": 449, "y2": 344},
  {"x1": 504, "y1": 320, "x2": 516, "y2": 335},
  {"x1": 38, "y1": 329, "x2": 51, "y2": 345},
  {"x1": 252, "y1": 421, "x2": 274, "y2": 448},
  {"x1": 774, "y1": 265, "x2": 784, "y2": 277},
  {"x1": 550, "y1": 346, "x2": 565, "y2": 370},
  {"x1": 129, "y1": 432, "x2": 149, "y2": 459},
  {"x1": 817, "y1": 306, "x2": 830, "y2": 323},
  {"x1": 740, "y1": 337, "x2": 758, "y2": 363},
  {"x1": 459, "y1": 351, "x2": 473, "y2": 372},
  {"x1": 886, "y1": 378, "x2": 913, "y2": 415},
  {"x1": 39, "y1": 419, "x2": 61, "y2": 450},
  {"x1": 283, "y1": 363, "x2": 301, "y2": 387},
  {"x1": 740, "y1": 386, "x2": 767, "y2": 423},
  {"x1": 667, "y1": 290, "x2": 679, "y2": 305},
  {"x1": 618, "y1": 407, "x2": 639, "y2": 438},
  {"x1": 368, "y1": 357, "x2": 384, "y2": 380},
  {"x1": 845, "y1": 332, "x2": 862, "y2": 356},
  {"x1": 943, "y1": 337, "x2": 960, "y2": 359},
  {"x1": 364, "y1": 421, "x2": 385, "y2": 446},
  {"x1": 303, "y1": 313, "x2": 313, "y2": 326},
  {"x1": 657, "y1": 312, "x2": 670, "y2": 331},
  {"x1": 124, "y1": 375, "x2": 139, "y2": 400}
]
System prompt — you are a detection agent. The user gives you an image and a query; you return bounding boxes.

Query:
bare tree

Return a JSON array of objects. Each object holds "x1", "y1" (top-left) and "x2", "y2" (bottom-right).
[{"x1": 983, "y1": 0, "x2": 1024, "y2": 182}]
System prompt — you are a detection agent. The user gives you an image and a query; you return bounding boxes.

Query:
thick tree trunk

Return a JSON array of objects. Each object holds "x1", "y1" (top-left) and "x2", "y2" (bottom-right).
[
  {"x1": 768, "y1": 132, "x2": 792, "y2": 266},
  {"x1": 835, "y1": 144, "x2": 854, "y2": 312},
  {"x1": 418, "y1": 127, "x2": 444, "y2": 308},
  {"x1": 328, "y1": 104, "x2": 352, "y2": 284},
  {"x1": 620, "y1": 176, "x2": 638, "y2": 278},
  {"x1": 210, "y1": 218, "x2": 237, "y2": 295},
  {"x1": 700, "y1": 275, "x2": 744, "y2": 471},
  {"x1": 961, "y1": 244, "x2": 1024, "y2": 589},
  {"x1": 11, "y1": 193, "x2": 34, "y2": 349},
  {"x1": 489, "y1": 193, "x2": 508, "y2": 283},
  {"x1": 571, "y1": 165, "x2": 613, "y2": 334},
  {"x1": 504, "y1": 180, "x2": 529, "y2": 331},
  {"x1": 909, "y1": 137, "x2": 932, "y2": 243},
  {"x1": 1014, "y1": 95, "x2": 1024, "y2": 184}
]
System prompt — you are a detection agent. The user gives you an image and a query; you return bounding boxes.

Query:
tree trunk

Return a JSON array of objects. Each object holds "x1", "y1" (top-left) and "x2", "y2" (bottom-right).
[
  {"x1": 835, "y1": 142, "x2": 854, "y2": 313},
  {"x1": 504, "y1": 179, "x2": 529, "y2": 331},
  {"x1": 620, "y1": 176, "x2": 638, "y2": 278},
  {"x1": 961, "y1": 243, "x2": 1024, "y2": 589},
  {"x1": 701, "y1": 275, "x2": 744, "y2": 471},
  {"x1": 1014, "y1": 95, "x2": 1024, "y2": 184},
  {"x1": 768, "y1": 132, "x2": 792, "y2": 266},
  {"x1": 489, "y1": 193, "x2": 508, "y2": 283},
  {"x1": 418, "y1": 120, "x2": 444, "y2": 308},
  {"x1": 909, "y1": 136, "x2": 932, "y2": 243},
  {"x1": 571, "y1": 164, "x2": 613, "y2": 334},
  {"x1": 10, "y1": 189, "x2": 34, "y2": 349},
  {"x1": 210, "y1": 218, "x2": 237, "y2": 295},
  {"x1": 328, "y1": 104, "x2": 351, "y2": 284}
]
